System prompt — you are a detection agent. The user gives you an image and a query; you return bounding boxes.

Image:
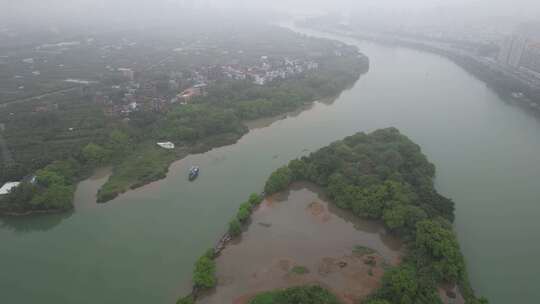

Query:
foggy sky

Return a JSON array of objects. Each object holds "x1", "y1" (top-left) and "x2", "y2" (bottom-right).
[{"x1": 2, "y1": 0, "x2": 540, "y2": 30}]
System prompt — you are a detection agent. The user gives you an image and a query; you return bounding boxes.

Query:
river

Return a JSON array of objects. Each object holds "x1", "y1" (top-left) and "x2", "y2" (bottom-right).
[{"x1": 1, "y1": 25, "x2": 540, "y2": 304}]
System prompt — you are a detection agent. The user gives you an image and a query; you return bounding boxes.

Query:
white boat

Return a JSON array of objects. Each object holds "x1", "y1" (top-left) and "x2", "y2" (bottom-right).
[{"x1": 157, "y1": 142, "x2": 175, "y2": 149}]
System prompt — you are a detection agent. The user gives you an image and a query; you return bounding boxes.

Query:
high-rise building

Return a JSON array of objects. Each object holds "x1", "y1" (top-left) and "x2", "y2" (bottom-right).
[
  {"x1": 498, "y1": 35, "x2": 528, "y2": 68},
  {"x1": 521, "y1": 44, "x2": 540, "y2": 74},
  {"x1": 509, "y1": 36, "x2": 528, "y2": 68},
  {"x1": 498, "y1": 36, "x2": 513, "y2": 65}
]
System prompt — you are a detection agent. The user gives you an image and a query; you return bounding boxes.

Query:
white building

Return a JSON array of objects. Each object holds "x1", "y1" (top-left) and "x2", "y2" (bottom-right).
[
  {"x1": 498, "y1": 35, "x2": 529, "y2": 68},
  {"x1": 0, "y1": 182, "x2": 20, "y2": 195},
  {"x1": 118, "y1": 68, "x2": 135, "y2": 81}
]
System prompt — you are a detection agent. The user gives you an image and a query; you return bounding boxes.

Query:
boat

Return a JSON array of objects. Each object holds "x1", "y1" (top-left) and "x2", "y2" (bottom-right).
[
  {"x1": 156, "y1": 141, "x2": 175, "y2": 149},
  {"x1": 188, "y1": 166, "x2": 200, "y2": 181}
]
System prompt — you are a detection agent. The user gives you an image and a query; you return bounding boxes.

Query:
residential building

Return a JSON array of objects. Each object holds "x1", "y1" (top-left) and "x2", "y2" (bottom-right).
[
  {"x1": 498, "y1": 35, "x2": 529, "y2": 68},
  {"x1": 0, "y1": 182, "x2": 20, "y2": 195}
]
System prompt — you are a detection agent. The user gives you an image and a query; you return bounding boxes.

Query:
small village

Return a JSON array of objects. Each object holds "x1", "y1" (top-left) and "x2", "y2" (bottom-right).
[{"x1": 92, "y1": 56, "x2": 320, "y2": 118}]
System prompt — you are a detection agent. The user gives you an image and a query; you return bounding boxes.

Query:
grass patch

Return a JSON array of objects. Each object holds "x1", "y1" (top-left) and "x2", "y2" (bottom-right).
[
  {"x1": 97, "y1": 144, "x2": 176, "y2": 202},
  {"x1": 353, "y1": 245, "x2": 376, "y2": 256},
  {"x1": 290, "y1": 265, "x2": 310, "y2": 275}
]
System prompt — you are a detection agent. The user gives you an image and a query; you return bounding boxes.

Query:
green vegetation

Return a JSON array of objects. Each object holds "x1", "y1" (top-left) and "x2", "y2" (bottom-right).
[
  {"x1": 0, "y1": 158, "x2": 85, "y2": 213},
  {"x1": 226, "y1": 192, "x2": 263, "y2": 237},
  {"x1": 177, "y1": 128, "x2": 485, "y2": 303},
  {"x1": 175, "y1": 295, "x2": 195, "y2": 304},
  {"x1": 96, "y1": 145, "x2": 176, "y2": 202},
  {"x1": 249, "y1": 285, "x2": 342, "y2": 304},
  {"x1": 192, "y1": 250, "x2": 217, "y2": 290},
  {"x1": 290, "y1": 265, "x2": 310, "y2": 275},
  {"x1": 262, "y1": 128, "x2": 486, "y2": 303},
  {"x1": 248, "y1": 193, "x2": 263, "y2": 206},
  {"x1": 1, "y1": 26, "x2": 366, "y2": 212},
  {"x1": 264, "y1": 166, "x2": 293, "y2": 194},
  {"x1": 353, "y1": 245, "x2": 376, "y2": 256},
  {"x1": 228, "y1": 219, "x2": 242, "y2": 237}
]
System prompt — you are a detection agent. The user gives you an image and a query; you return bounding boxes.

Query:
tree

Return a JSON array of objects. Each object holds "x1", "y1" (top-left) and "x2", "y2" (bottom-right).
[
  {"x1": 363, "y1": 300, "x2": 391, "y2": 304},
  {"x1": 415, "y1": 220, "x2": 465, "y2": 282},
  {"x1": 35, "y1": 170, "x2": 65, "y2": 187},
  {"x1": 380, "y1": 264, "x2": 419, "y2": 304},
  {"x1": 109, "y1": 129, "x2": 130, "y2": 153},
  {"x1": 248, "y1": 193, "x2": 263, "y2": 206},
  {"x1": 383, "y1": 203, "x2": 409, "y2": 230},
  {"x1": 383, "y1": 204, "x2": 427, "y2": 231},
  {"x1": 193, "y1": 254, "x2": 216, "y2": 289},
  {"x1": 288, "y1": 159, "x2": 308, "y2": 180},
  {"x1": 228, "y1": 219, "x2": 242, "y2": 237},
  {"x1": 264, "y1": 166, "x2": 292, "y2": 194},
  {"x1": 30, "y1": 183, "x2": 75, "y2": 210},
  {"x1": 236, "y1": 202, "x2": 251, "y2": 222},
  {"x1": 82, "y1": 143, "x2": 110, "y2": 165}
]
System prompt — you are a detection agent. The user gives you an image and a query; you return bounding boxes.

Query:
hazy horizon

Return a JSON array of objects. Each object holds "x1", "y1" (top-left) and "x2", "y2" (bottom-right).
[{"x1": 2, "y1": 0, "x2": 540, "y2": 31}]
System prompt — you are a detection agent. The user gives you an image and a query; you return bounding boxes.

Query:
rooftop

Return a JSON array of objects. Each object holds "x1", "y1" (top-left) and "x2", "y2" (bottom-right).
[{"x1": 0, "y1": 182, "x2": 20, "y2": 195}]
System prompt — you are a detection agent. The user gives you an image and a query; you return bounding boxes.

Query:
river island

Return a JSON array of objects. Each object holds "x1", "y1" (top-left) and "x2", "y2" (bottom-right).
[{"x1": 177, "y1": 128, "x2": 488, "y2": 304}]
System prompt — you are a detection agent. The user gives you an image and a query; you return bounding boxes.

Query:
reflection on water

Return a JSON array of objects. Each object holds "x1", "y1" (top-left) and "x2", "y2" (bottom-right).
[
  {"x1": 198, "y1": 183, "x2": 402, "y2": 304},
  {"x1": 0, "y1": 212, "x2": 73, "y2": 233}
]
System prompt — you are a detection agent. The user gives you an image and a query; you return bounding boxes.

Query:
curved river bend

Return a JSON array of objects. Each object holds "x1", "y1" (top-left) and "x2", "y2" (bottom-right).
[{"x1": 1, "y1": 25, "x2": 540, "y2": 304}]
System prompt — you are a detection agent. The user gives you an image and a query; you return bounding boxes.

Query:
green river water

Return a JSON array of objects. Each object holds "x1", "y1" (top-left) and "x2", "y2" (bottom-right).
[{"x1": 1, "y1": 25, "x2": 540, "y2": 304}]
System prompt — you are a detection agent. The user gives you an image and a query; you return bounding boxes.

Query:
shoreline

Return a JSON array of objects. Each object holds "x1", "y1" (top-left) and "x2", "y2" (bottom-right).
[{"x1": 95, "y1": 95, "x2": 356, "y2": 204}]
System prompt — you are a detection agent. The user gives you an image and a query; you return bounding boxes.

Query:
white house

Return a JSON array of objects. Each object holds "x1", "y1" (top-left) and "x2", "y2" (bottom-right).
[{"x1": 0, "y1": 182, "x2": 20, "y2": 195}]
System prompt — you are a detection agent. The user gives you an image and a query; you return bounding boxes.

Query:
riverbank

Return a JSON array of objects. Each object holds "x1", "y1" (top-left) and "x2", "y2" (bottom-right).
[
  {"x1": 95, "y1": 99, "x2": 342, "y2": 204},
  {"x1": 95, "y1": 133, "x2": 245, "y2": 203}
]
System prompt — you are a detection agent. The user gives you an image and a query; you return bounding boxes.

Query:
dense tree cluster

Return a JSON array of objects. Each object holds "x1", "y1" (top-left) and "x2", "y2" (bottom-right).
[
  {"x1": 249, "y1": 285, "x2": 342, "y2": 304},
  {"x1": 0, "y1": 159, "x2": 83, "y2": 213},
  {"x1": 264, "y1": 167, "x2": 293, "y2": 194},
  {"x1": 263, "y1": 128, "x2": 486, "y2": 303},
  {"x1": 155, "y1": 104, "x2": 247, "y2": 143},
  {"x1": 192, "y1": 249, "x2": 217, "y2": 289},
  {"x1": 0, "y1": 136, "x2": 127, "y2": 212}
]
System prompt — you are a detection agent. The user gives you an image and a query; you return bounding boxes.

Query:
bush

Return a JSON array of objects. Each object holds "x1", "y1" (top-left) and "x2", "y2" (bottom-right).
[
  {"x1": 379, "y1": 264, "x2": 419, "y2": 304},
  {"x1": 228, "y1": 219, "x2": 242, "y2": 237},
  {"x1": 248, "y1": 193, "x2": 263, "y2": 206},
  {"x1": 176, "y1": 295, "x2": 194, "y2": 304},
  {"x1": 415, "y1": 220, "x2": 465, "y2": 282},
  {"x1": 264, "y1": 166, "x2": 292, "y2": 194},
  {"x1": 192, "y1": 253, "x2": 217, "y2": 289},
  {"x1": 236, "y1": 202, "x2": 252, "y2": 222},
  {"x1": 290, "y1": 266, "x2": 309, "y2": 275}
]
